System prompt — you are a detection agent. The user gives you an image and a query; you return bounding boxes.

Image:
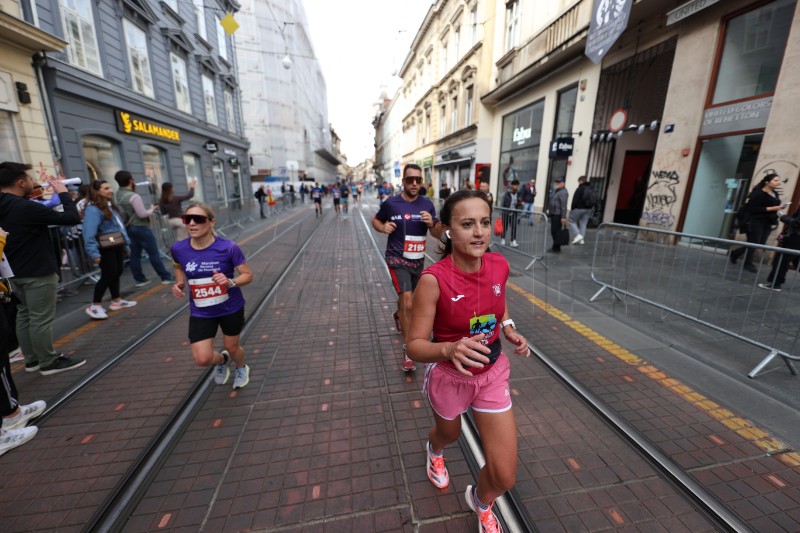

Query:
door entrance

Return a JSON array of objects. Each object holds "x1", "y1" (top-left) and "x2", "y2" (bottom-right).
[{"x1": 614, "y1": 151, "x2": 652, "y2": 225}]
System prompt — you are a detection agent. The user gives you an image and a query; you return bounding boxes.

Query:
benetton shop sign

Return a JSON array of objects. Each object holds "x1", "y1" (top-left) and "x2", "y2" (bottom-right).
[
  {"x1": 667, "y1": 0, "x2": 720, "y2": 26},
  {"x1": 115, "y1": 109, "x2": 181, "y2": 144},
  {"x1": 700, "y1": 96, "x2": 772, "y2": 136}
]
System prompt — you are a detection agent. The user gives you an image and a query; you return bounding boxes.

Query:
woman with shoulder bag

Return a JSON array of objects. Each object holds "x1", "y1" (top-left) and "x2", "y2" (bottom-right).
[
  {"x1": 82, "y1": 180, "x2": 135, "y2": 320},
  {"x1": 730, "y1": 174, "x2": 788, "y2": 272}
]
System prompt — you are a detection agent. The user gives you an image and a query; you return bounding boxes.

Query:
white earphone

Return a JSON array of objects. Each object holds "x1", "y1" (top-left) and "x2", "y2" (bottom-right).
[{"x1": 445, "y1": 230, "x2": 451, "y2": 239}]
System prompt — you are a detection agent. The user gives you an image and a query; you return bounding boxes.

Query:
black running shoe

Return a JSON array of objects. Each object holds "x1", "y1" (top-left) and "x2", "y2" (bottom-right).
[{"x1": 40, "y1": 356, "x2": 86, "y2": 376}]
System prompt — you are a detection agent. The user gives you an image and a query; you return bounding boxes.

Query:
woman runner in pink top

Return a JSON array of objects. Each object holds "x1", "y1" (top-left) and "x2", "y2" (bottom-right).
[{"x1": 407, "y1": 190, "x2": 530, "y2": 533}]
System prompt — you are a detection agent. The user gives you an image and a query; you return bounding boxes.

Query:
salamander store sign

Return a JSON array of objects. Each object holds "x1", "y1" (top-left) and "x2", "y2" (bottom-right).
[{"x1": 115, "y1": 110, "x2": 181, "y2": 144}]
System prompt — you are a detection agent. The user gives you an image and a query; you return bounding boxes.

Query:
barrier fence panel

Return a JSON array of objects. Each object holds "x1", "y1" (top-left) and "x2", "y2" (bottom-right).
[
  {"x1": 492, "y1": 206, "x2": 550, "y2": 270},
  {"x1": 590, "y1": 223, "x2": 800, "y2": 378},
  {"x1": 51, "y1": 226, "x2": 99, "y2": 291}
]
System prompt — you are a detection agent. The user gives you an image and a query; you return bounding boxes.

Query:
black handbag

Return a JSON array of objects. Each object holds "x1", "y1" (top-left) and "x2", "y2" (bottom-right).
[
  {"x1": 554, "y1": 225, "x2": 570, "y2": 246},
  {"x1": 98, "y1": 231, "x2": 125, "y2": 249}
]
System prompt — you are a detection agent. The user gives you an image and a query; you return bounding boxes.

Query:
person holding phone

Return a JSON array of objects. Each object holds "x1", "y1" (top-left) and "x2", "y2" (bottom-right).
[
  {"x1": 170, "y1": 203, "x2": 253, "y2": 389},
  {"x1": 730, "y1": 173, "x2": 787, "y2": 272}
]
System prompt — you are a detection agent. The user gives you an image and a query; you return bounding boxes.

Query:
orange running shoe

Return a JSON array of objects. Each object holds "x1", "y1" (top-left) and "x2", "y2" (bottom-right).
[
  {"x1": 425, "y1": 441, "x2": 449, "y2": 488},
  {"x1": 465, "y1": 485, "x2": 503, "y2": 533},
  {"x1": 402, "y1": 345, "x2": 415, "y2": 372}
]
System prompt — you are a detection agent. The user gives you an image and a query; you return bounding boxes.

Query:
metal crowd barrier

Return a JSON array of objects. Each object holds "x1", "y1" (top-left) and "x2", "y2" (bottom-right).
[
  {"x1": 589, "y1": 223, "x2": 800, "y2": 379},
  {"x1": 491, "y1": 206, "x2": 550, "y2": 270},
  {"x1": 51, "y1": 225, "x2": 99, "y2": 291}
]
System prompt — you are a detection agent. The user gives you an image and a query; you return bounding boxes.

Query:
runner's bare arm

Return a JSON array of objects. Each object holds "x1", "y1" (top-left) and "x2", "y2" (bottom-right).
[
  {"x1": 407, "y1": 274, "x2": 490, "y2": 375},
  {"x1": 371, "y1": 217, "x2": 396, "y2": 234},
  {"x1": 500, "y1": 304, "x2": 530, "y2": 357},
  {"x1": 172, "y1": 266, "x2": 186, "y2": 298}
]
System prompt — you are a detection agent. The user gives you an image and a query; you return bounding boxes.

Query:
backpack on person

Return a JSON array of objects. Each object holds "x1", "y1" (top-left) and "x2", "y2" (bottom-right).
[
  {"x1": 735, "y1": 203, "x2": 751, "y2": 234},
  {"x1": 584, "y1": 186, "x2": 598, "y2": 208}
]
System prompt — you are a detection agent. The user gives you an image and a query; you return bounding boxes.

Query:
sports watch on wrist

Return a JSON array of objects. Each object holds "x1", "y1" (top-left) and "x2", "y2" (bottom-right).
[
  {"x1": 228, "y1": 278, "x2": 237, "y2": 288},
  {"x1": 500, "y1": 319, "x2": 516, "y2": 330}
]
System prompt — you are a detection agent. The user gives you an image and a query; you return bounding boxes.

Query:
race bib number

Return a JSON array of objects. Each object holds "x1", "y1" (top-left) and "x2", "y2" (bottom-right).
[
  {"x1": 403, "y1": 235, "x2": 426, "y2": 260},
  {"x1": 188, "y1": 277, "x2": 229, "y2": 307}
]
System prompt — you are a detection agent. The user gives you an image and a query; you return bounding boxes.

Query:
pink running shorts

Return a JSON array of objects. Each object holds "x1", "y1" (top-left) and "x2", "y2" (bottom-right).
[{"x1": 422, "y1": 353, "x2": 512, "y2": 420}]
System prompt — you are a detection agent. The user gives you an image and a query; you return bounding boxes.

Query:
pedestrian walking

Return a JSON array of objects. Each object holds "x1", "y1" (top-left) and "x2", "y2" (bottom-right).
[
  {"x1": 406, "y1": 189, "x2": 530, "y2": 533},
  {"x1": 171, "y1": 203, "x2": 253, "y2": 389},
  {"x1": 372, "y1": 164, "x2": 443, "y2": 371},
  {"x1": 548, "y1": 177, "x2": 569, "y2": 253},
  {"x1": 159, "y1": 180, "x2": 196, "y2": 239},
  {"x1": 82, "y1": 180, "x2": 136, "y2": 320},
  {"x1": 254, "y1": 185, "x2": 267, "y2": 218},
  {"x1": 0, "y1": 162, "x2": 86, "y2": 375},
  {"x1": 520, "y1": 178, "x2": 536, "y2": 225},
  {"x1": 500, "y1": 179, "x2": 521, "y2": 247},
  {"x1": 730, "y1": 173, "x2": 788, "y2": 273},
  {"x1": 759, "y1": 208, "x2": 800, "y2": 291},
  {"x1": 114, "y1": 171, "x2": 174, "y2": 286},
  {"x1": 568, "y1": 176, "x2": 596, "y2": 245}
]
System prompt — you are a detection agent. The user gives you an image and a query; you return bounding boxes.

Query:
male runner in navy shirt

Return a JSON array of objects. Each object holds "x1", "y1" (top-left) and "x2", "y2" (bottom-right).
[{"x1": 372, "y1": 164, "x2": 443, "y2": 371}]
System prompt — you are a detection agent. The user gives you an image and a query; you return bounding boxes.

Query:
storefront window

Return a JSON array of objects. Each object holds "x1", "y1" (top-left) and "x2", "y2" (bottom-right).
[
  {"x1": 82, "y1": 135, "x2": 121, "y2": 185},
  {"x1": 141, "y1": 144, "x2": 169, "y2": 202},
  {"x1": 544, "y1": 85, "x2": 578, "y2": 207},
  {"x1": 0, "y1": 112, "x2": 22, "y2": 162},
  {"x1": 711, "y1": 0, "x2": 794, "y2": 104},
  {"x1": 213, "y1": 158, "x2": 226, "y2": 202},
  {"x1": 183, "y1": 153, "x2": 204, "y2": 202},
  {"x1": 682, "y1": 133, "x2": 763, "y2": 240},
  {"x1": 499, "y1": 99, "x2": 544, "y2": 198}
]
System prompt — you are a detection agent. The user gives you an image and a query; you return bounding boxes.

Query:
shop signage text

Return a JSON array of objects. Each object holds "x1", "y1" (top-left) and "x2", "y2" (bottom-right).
[
  {"x1": 549, "y1": 137, "x2": 575, "y2": 158},
  {"x1": 223, "y1": 148, "x2": 237, "y2": 156},
  {"x1": 204, "y1": 140, "x2": 219, "y2": 153},
  {"x1": 667, "y1": 0, "x2": 719, "y2": 26},
  {"x1": 700, "y1": 96, "x2": 772, "y2": 137},
  {"x1": 513, "y1": 127, "x2": 532, "y2": 146},
  {"x1": 116, "y1": 110, "x2": 180, "y2": 144}
]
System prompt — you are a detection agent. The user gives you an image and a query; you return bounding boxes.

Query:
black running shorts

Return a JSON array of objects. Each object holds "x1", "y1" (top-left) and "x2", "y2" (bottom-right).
[
  {"x1": 388, "y1": 262, "x2": 424, "y2": 294},
  {"x1": 188, "y1": 307, "x2": 245, "y2": 343}
]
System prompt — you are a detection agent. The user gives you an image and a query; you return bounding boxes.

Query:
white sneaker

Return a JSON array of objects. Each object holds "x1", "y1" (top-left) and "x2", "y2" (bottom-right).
[
  {"x1": 500, "y1": 238, "x2": 506, "y2": 246},
  {"x1": 233, "y1": 365, "x2": 250, "y2": 389},
  {"x1": 85, "y1": 305, "x2": 108, "y2": 320},
  {"x1": 579, "y1": 237, "x2": 585, "y2": 245},
  {"x1": 3, "y1": 400, "x2": 46, "y2": 430},
  {"x1": 572, "y1": 235, "x2": 583, "y2": 244},
  {"x1": 0, "y1": 426, "x2": 38, "y2": 456},
  {"x1": 214, "y1": 350, "x2": 231, "y2": 385},
  {"x1": 510, "y1": 240, "x2": 519, "y2": 248},
  {"x1": 109, "y1": 299, "x2": 137, "y2": 311}
]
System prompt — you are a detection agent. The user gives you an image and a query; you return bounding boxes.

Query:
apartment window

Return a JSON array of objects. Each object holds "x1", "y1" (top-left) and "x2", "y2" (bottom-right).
[
  {"x1": 470, "y1": 7, "x2": 478, "y2": 46},
  {"x1": 505, "y1": 0, "x2": 520, "y2": 51},
  {"x1": 439, "y1": 104, "x2": 446, "y2": 138},
  {"x1": 123, "y1": 20, "x2": 154, "y2": 98},
  {"x1": 711, "y1": 0, "x2": 794, "y2": 104},
  {"x1": 425, "y1": 111, "x2": 431, "y2": 143},
  {"x1": 0, "y1": 112, "x2": 22, "y2": 162},
  {"x1": 454, "y1": 26, "x2": 461, "y2": 63},
  {"x1": 217, "y1": 17, "x2": 228, "y2": 61},
  {"x1": 183, "y1": 153, "x2": 204, "y2": 202},
  {"x1": 170, "y1": 53, "x2": 191, "y2": 114},
  {"x1": 442, "y1": 44, "x2": 448, "y2": 77},
  {"x1": 202, "y1": 75, "x2": 218, "y2": 126},
  {"x1": 163, "y1": 0, "x2": 177, "y2": 12},
  {"x1": 224, "y1": 90, "x2": 235, "y2": 132},
  {"x1": 451, "y1": 96, "x2": 458, "y2": 133},
  {"x1": 465, "y1": 85, "x2": 474, "y2": 126},
  {"x1": 59, "y1": 0, "x2": 102, "y2": 75},
  {"x1": 193, "y1": 0, "x2": 207, "y2": 41}
]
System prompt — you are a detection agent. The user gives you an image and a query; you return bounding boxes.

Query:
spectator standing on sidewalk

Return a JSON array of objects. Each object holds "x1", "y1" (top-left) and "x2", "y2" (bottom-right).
[
  {"x1": 0, "y1": 162, "x2": 86, "y2": 375},
  {"x1": 730, "y1": 173, "x2": 787, "y2": 273},
  {"x1": 569, "y1": 176, "x2": 596, "y2": 245},
  {"x1": 171, "y1": 203, "x2": 253, "y2": 389},
  {"x1": 406, "y1": 189, "x2": 530, "y2": 533},
  {"x1": 254, "y1": 185, "x2": 267, "y2": 219},
  {"x1": 160, "y1": 180, "x2": 196, "y2": 239},
  {"x1": 520, "y1": 178, "x2": 536, "y2": 225},
  {"x1": 83, "y1": 180, "x2": 136, "y2": 320},
  {"x1": 114, "y1": 170, "x2": 174, "y2": 286},
  {"x1": 548, "y1": 177, "x2": 569, "y2": 253},
  {"x1": 479, "y1": 180, "x2": 493, "y2": 205},
  {"x1": 0, "y1": 226, "x2": 43, "y2": 454},
  {"x1": 500, "y1": 179, "x2": 521, "y2": 247}
]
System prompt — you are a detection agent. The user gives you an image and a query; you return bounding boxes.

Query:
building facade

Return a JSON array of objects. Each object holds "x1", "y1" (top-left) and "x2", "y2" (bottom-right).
[
  {"x1": 0, "y1": 0, "x2": 65, "y2": 176},
  {"x1": 19, "y1": 0, "x2": 249, "y2": 205},
  {"x1": 236, "y1": 0, "x2": 338, "y2": 186}
]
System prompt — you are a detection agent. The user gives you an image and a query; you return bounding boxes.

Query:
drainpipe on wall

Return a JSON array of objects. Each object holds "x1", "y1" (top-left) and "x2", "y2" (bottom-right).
[{"x1": 32, "y1": 51, "x2": 61, "y2": 169}]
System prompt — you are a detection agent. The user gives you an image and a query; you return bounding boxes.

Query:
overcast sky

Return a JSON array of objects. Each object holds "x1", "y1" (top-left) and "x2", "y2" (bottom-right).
[{"x1": 304, "y1": 0, "x2": 434, "y2": 166}]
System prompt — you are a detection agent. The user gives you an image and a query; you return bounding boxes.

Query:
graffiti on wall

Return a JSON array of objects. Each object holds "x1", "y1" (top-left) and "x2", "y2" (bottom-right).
[{"x1": 642, "y1": 169, "x2": 680, "y2": 227}]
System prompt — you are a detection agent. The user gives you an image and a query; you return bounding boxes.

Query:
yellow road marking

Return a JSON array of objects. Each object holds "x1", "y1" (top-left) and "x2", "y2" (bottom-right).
[{"x1": 507, "y1": 280, "x2": 793, "y2": 458}]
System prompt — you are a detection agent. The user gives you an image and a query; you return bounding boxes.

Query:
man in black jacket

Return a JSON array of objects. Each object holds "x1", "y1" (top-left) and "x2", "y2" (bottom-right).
[
  {"x1": 501, "y1": 179, "x2": 522, "y2": 247},
  {"x1": 548, "y1": 177, "x2": 569, "y2": 253},
  {"x1": 568, "y1": 176, "x2": 595, "y2": 245},
  {"x1": 0, "y1": 162, "x2": 85, "y2": 375}
]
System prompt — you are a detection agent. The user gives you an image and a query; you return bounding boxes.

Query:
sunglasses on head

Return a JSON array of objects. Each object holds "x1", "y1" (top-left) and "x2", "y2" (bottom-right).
[
  {"x1": 181, "y1": 214, "x2": 211, "y2": 224},
  {"x1": 404, "y1": 176, "x2": 422, "y2": 184}
]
